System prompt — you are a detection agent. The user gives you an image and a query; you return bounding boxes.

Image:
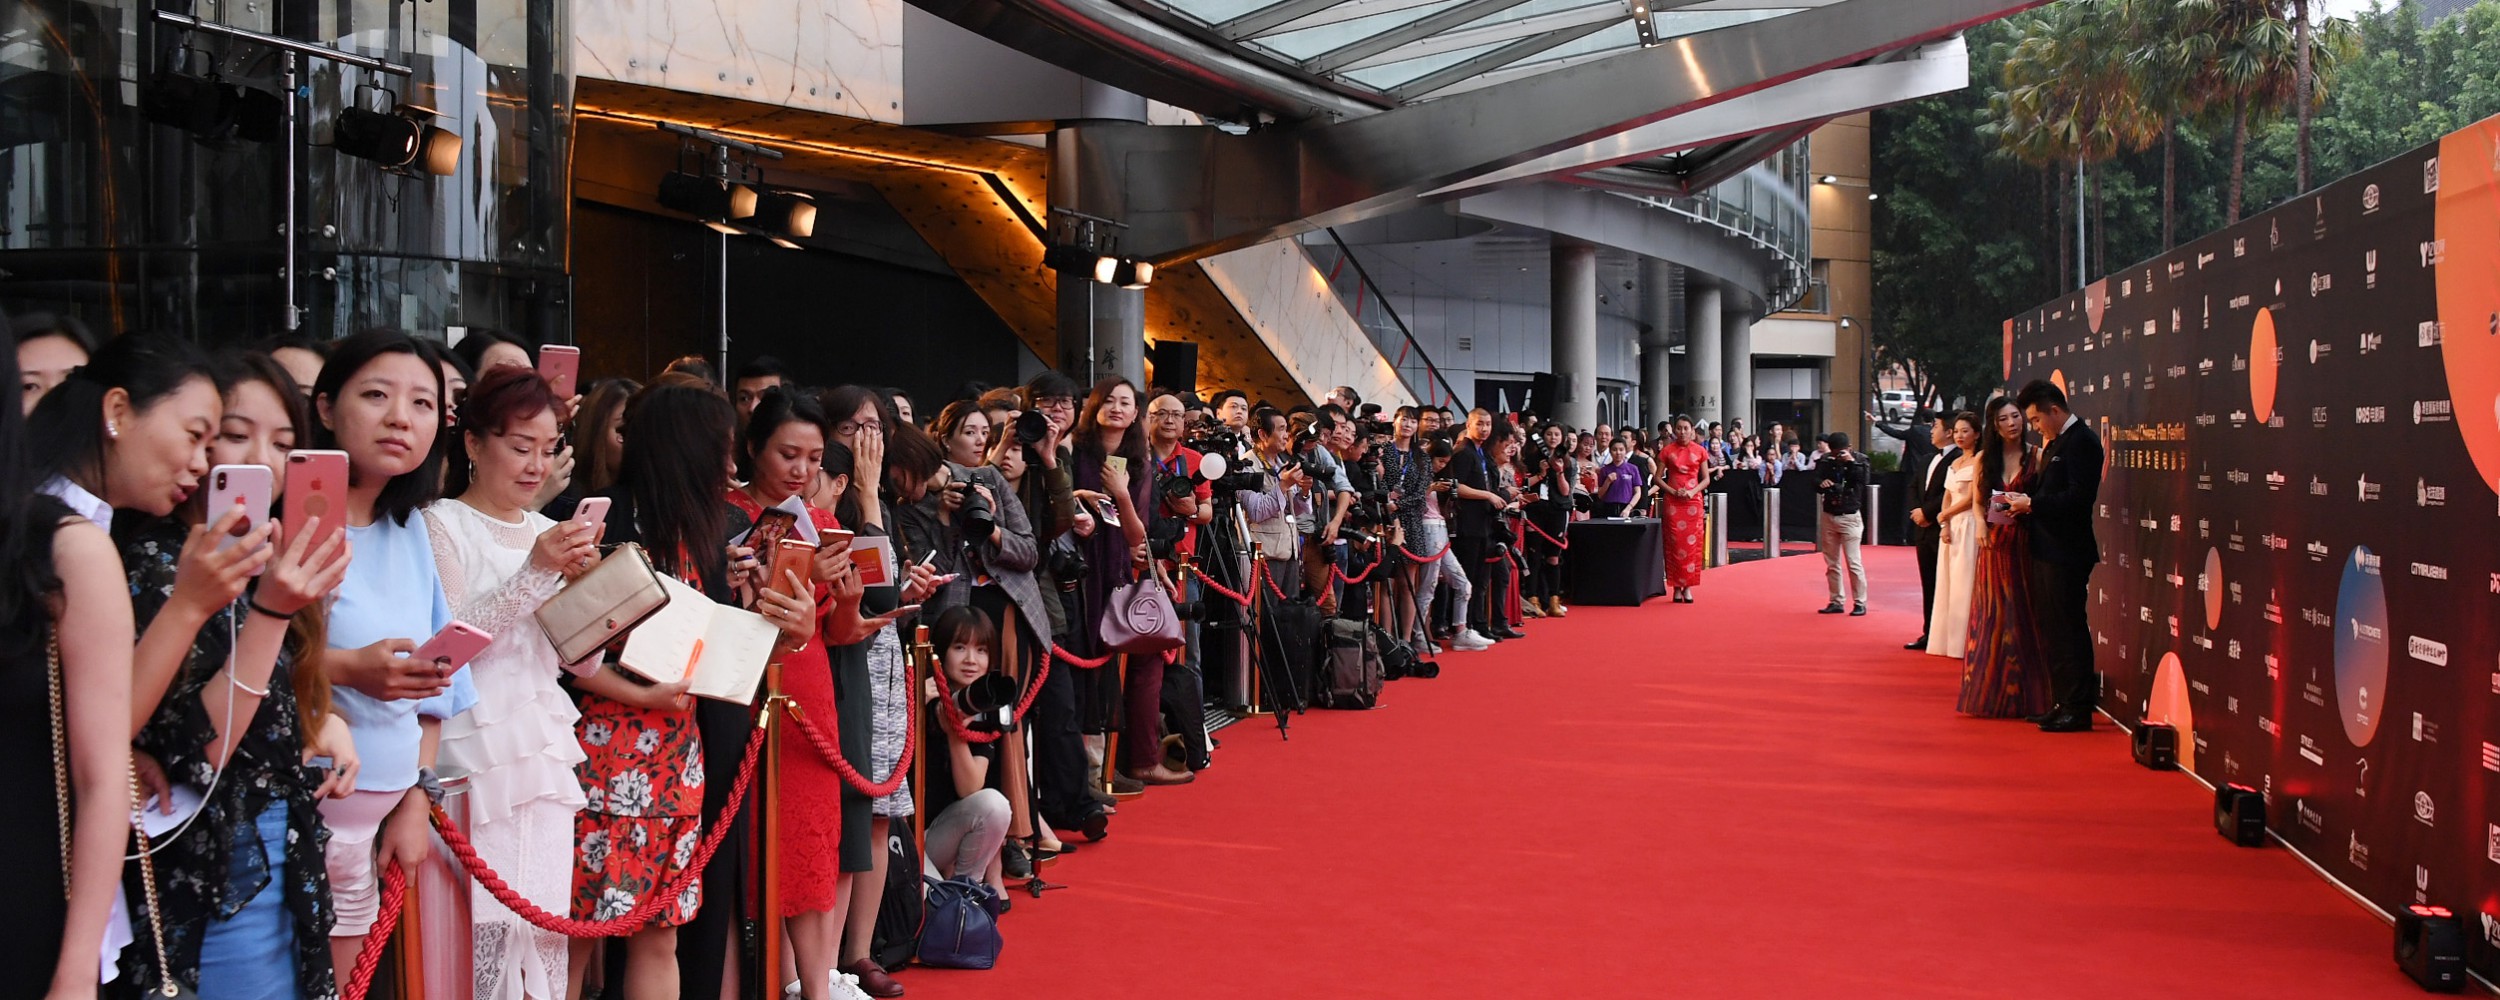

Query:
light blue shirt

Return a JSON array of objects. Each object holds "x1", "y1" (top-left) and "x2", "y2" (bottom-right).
[{"x1": 329, "y1": 511, "x2": 474, "y2": 792}]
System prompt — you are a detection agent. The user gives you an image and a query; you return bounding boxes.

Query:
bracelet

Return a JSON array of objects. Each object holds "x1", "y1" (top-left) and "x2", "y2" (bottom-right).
[
  {"x1": 229, "y1": 673, "x2": 270, "y2": 698},
  {"x1": 247, "y1": 600, "x2": 294, "y2": 621}
]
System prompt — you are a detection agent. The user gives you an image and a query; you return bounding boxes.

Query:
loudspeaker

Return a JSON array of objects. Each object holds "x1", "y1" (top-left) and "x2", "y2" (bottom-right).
[
  {"x1": 2215, "y1": 784, "x2": 2266, "y2": 847},
  {"x1": 1148, "y1": 340, "x2": 1198, "y2": 396},
  {"x1": 2132, "y1": 723, "x2": 2177, "y2": 770},
  {"x1": 1531, "y1": 372, "x2": 1560, "y2": 414},
  {"x1": 2395, "y1": 905, "x2": 2467, "y2": 992}
]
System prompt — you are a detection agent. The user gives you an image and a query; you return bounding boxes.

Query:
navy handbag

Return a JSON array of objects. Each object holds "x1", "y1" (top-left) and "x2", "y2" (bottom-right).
[{"x1": 915, "y1": 876, "x2": 1006, "y2": 969}]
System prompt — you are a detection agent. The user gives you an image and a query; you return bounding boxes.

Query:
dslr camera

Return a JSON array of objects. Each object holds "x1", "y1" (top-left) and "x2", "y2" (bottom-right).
[{"x1": 949, "y1": 673, "x2": 1022, "y2": 733}]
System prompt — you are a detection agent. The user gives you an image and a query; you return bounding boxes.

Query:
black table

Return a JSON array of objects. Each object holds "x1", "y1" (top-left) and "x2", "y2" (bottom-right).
[{"x1": 1565, "y1": 517, "x2": 1666, "y2": 606}]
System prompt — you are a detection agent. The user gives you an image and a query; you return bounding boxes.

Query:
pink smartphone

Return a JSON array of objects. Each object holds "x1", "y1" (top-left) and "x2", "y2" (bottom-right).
[
  {"x1": 412, "y1": 621, "x2": 494, "y2": 673},
  {"x1": 283, "y1": 450, "x2": 350, "y2": 556},
  {"x1": 538, "y1": 345, "x2": 581, "y2": 398},
  {"x1": 206, "y1": 464, "x2": 274, "y2": 572},
  {"x1": 572, "y1": 495, "x2": 613, "y2": 529}
]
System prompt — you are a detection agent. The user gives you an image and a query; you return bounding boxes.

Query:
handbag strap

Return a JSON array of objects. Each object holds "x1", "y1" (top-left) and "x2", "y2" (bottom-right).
[
  {"x1": 46, "y1": 625, "x2": 69, "y2": 889},
  {"x1": 128, "y1": 766, "x2": 179, "y2": 997}
]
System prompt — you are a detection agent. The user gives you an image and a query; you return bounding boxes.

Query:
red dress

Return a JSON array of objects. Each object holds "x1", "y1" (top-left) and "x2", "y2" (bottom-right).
[
  {"x1": 572, "y1": 553, "x2": 707, "y2": 926},
  {"x1": 1656, "y1": 442, "x2": 1710, "y2": 588},
  {"x1": 724, "y1": 488, "x2": 849, "y2": 915}
]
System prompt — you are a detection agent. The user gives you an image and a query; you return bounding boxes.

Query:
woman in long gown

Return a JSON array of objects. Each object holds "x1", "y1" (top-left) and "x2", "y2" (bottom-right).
[
  {"x1": 1958, "y1": 397, "x2": 2053, "y2": 718},
  {"x1": 1655, "y1": 416, "x2": 1713, "y2": 603},
  {"x1": 1924, "y1": 412, "x2": 1983, "y2": 659}
]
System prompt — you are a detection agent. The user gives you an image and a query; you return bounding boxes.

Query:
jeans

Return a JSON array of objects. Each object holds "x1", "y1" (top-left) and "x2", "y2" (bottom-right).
[
  {"x1": 1411, "y1": 519, "x2": 1470, "y2": 640},
  {"x1": 1819, "y1": 511, "x2": 1867, "y2": 605},
  {"x1": 198, "y1": 802, "x2": 299, "y2": 1000},
  {"x1": 922, "y1": 788, "x2": 1011, "y2": 881}
]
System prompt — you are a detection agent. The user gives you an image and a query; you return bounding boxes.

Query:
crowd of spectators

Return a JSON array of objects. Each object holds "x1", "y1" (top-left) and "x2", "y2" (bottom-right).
[{"x1": 7, "y1": 315, "x2": 1748, "y2": 1000}]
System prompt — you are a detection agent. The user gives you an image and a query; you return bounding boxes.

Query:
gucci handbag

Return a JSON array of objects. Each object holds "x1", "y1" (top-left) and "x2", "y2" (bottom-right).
[
  {"x1": 535, "y1": 542, "x2": 673, "y2": 667},
  {"x1": 1098, "y1": 562, "x2": 1185, "y2": 655}
]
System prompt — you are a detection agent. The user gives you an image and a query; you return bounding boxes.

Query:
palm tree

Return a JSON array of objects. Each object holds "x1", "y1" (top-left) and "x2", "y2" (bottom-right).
[
  {"x1": 2123, "y1": 0, "x2": 2223, "y2": 250},
  {"x1": 1984, "y1": 0, "x2": 2161, "y2": 284},
  {"x1": 2207, "y1": 0, "x2": 2299, "y2": 223}
]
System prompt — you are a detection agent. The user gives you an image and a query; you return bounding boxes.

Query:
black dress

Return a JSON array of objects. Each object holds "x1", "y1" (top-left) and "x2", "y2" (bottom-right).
[{"x1": 0, "y1": 507, "x2": 69, "y2": 987}]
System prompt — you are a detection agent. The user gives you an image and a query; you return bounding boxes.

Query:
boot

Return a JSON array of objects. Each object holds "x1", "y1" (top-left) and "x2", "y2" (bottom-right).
[{"x1": 1545, "y1": 596, "x2": 1568, "y2": 618}]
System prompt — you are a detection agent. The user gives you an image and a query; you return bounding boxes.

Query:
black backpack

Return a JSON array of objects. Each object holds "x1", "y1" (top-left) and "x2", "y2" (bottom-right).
[
  {"x1": 1316, "y1": 617, "x2": 1383, "y2": 709},
  {"x1": 869, "y1": 824, "x2": 925, "y2": 969},
  {"x1": 1370, "y1": 623, "x2": 1419, "y2": 680}
]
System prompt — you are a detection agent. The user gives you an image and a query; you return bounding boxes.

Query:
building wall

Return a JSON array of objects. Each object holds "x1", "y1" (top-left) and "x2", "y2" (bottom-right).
[{"x1": 1778, "y1": 113, "x2": 1874, "y2": 446}]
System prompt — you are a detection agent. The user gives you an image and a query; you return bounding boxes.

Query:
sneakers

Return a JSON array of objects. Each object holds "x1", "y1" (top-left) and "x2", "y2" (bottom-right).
[
  {"x1": 1451, "y1": 629, "x2": 1495, "y2": 651},
  {"x1": 789, "y1": 972, "x2": 878, "y2": 1000}
]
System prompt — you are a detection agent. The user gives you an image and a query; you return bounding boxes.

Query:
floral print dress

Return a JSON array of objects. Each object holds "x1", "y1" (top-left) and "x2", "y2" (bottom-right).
[{"x1": 570, "y1": 601, "x2": 707, "y2": 925}]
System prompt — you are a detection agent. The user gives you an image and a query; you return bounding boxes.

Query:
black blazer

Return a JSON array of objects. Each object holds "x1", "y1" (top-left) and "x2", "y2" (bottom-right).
[
  {"x1": 1447, "y1": 439, "x2": 1496, "y2": 540},
  {"x1": 2023, "y1": 418, "x2": 2103, "y2": 567},
  {"x1": 1915, "y1": 446, "x2": 1960, "y2": 531}
]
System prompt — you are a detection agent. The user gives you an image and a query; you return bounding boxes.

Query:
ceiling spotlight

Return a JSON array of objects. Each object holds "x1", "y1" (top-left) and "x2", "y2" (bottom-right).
[
  {"x1": 1867, "y1": 192, "x2": 1881, "y2": 201},
  {"x1": 750, "y1": 189, "x2": 817, "y2": 240},
  {"x1": 657, "y1": 171, "x2": 758, "y2": 225},
  {"x1": 336, "y1": 98, "x2": 459, "y2": 176},
  {"x1": 1818, "y1": 174, "x2": 1837, "y2": 185},
  {"x1": 1044, "y1": 244, "x2": 1116, "y2": 283},
  {"x1": 1113, "y1": 259, "x2": 1154, "y2": 289}
]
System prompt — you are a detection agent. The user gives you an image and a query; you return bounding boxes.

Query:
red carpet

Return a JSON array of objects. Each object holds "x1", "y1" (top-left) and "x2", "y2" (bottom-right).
[{"x1": 908, "y1": 548, "x2": 2418, "y2": 999}]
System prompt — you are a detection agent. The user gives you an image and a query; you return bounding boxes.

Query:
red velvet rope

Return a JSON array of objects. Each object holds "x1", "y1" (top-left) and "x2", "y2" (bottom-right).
[
  {"x1": 1260, "y1": 560, "x2": 1291, "y2": 601},
  {"x1": 1185, "y1": 563, "x2": 1254, "y2": 606},
  {"x1": 1397, "y1": 541, "x2": 1451, "y2": 563},
  {"x1": 933, "y1": 648, "x2": 1053, "y2": 744},
  {"x1": 1522, "y1": 518, "x2": 1570, "y2": 550},
  {"x1": 341, "y1": 865, "x2": 407, "y2": 1000},
  {"x1": 787, "y1": 696, "x2": 916, "y2": 798},
  {"x1": 1331, "y1": 557, "x2": 1379, "y2": 585},
  {"x1": 1046, "y1": 643, "x2": 1114, "y2": 668},
  {"x1": 423, "y1": 723, "x2": 766, "y2": 940}
]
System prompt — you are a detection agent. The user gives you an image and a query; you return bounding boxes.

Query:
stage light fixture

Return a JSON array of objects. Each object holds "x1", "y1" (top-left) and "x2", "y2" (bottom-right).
[
  {"x1": 657, "y1": 171, "x2": 759, "y2": 229},
  {"x1": 144, "y1": 53, "x2": 283, "y2": 144},
  {"x1": 2213, "y1": 784, "x2": 2266, "y2": 847},
  {"x1": 1818, "y1": 174, "x2": 1837, "y2": 185},
  {"x1": 1113, "y1": 259, "x2": 1154, "y2": 289},
  {"x1": 2130, "y1": 723, "x2": 2176, "y2": 770},
  {"x1": 749, "y1": 189, "x2": 818, "y2": 240},
  {"x1": 1044, "y1": 244, "x2": 1116, "y2": 283},
  {"x1": 2395, "y1": 905, "x2": 2467, "y2": 992},
  {"x1": 335, "y1": 98, "x2": 459, "y2": 176}
]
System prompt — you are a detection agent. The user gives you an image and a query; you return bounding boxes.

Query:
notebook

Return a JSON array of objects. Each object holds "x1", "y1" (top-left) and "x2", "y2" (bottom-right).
[{"x1": 617, "y1": 574, "x2": 780, "y2": 705}]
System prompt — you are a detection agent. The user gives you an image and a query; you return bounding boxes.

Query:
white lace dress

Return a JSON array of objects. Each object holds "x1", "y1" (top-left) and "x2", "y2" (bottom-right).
[{"x1": 422, "y1": 501, "x2": 589, "y2": 1000}]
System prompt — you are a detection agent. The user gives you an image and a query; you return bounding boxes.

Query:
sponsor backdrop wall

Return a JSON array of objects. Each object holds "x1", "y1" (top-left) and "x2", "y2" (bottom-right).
[{"x1": 2007, "y1": 114, "x2": 2500, "y2": 966}]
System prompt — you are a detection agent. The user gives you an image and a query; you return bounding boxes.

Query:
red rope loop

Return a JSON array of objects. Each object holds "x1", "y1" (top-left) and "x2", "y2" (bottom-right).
[
  {"x1": 1522, "y1": 518, "x2": 1570, "y2": 550},
  {"x1": 1046, "y1": 642, "x2": 1114, "y2": 669},
  {"x1": 1331, "y1": 558, "x2": 1379, "y2": 584},
  {"x1": 426, "y1": 722, "x2": 766, "y2": 940},
  {"x1": 933, "y1": 648, "x2": 1052, "y2": 744},
  {"x1": 1397, "y1": 541, "x2": 1450, "y2": 563},
  {"x1": 787, "y1": 697, "x2": 916, "y2": 798},
  {"x1": 1184, "y1": 563, "x2": 1253, "y2": 606},
  {"x1": 341, "y1": 864, "x2": 407, "y2": 1000}
]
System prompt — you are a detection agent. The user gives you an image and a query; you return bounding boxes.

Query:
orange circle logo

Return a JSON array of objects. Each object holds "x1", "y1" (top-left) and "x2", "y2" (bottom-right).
[
  {"x1": 2149, "y1": 652, "x2": 2196, "y2": 774},
  {"x1": 2050, "y1": 369, "x2": 2067, "y2": 398},
  {"x1": 2435, "y1": 118, "x2": 2500, "y2": 494},
  {"x1": 2249, "y1": 306, "x2": 2279, "y2": 426}
]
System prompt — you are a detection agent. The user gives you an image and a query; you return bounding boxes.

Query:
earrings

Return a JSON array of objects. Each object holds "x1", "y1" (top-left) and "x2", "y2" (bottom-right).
[{"x1": 106, "y1": 421, "x2": 118, "y2": 438}]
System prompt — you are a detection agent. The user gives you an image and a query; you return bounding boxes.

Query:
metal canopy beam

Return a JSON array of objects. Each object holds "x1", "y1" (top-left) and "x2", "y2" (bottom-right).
[
  {"x1": 1303, "y1": 0, "x2": 1541, "y2": 75},
  {"x1": 1220, "y1": 0, "x2": 1368, "y2": 41},
  {"x1": 1055, "y1": 0, "x2": 2040, "y2": 264},
  {"x1": 1385, "y1": 15, "x2": 1617, "y2": 101},
  {"x1": 1420, "y1": 39, "x2": 1967, "y2": 197}
]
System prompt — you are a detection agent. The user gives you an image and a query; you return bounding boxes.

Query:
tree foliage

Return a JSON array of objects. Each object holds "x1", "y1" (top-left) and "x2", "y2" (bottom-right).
[{"x1": 1873, "y1": 0, "x2": 2498, "y2": 403}]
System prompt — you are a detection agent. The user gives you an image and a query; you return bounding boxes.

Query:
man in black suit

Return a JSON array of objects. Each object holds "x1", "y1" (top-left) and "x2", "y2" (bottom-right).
[
  {"x1": 2002, "y1": 380, "x2": 2104, "y2": 732},
  {"x1": 1895, "y1": 413, "x2": 1956, "y2": 649}
]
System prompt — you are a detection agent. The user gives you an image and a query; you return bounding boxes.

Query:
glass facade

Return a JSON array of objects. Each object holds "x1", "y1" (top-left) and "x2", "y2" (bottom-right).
[{"x1": 0, "y1": 0, "x2": 570, "y2": 344}]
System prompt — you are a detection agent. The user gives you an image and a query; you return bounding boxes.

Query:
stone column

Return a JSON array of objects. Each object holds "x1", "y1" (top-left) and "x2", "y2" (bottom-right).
[
  {"x1": 1721, "y1": 298, "x2": 1757, "y2": 435},
  {"x1": 1639, "y1": 258, "x2": 1676, "y2": 425},
  {"x1": 1685, "y1": 280, "x2": 1723, "y2": 426},
  {"x1": 1051, "y1": 82, "x2": 1148, "y2": 386},
  {"x1": 1549, "y1": 239, "x2": 1599, "y2": 428}
]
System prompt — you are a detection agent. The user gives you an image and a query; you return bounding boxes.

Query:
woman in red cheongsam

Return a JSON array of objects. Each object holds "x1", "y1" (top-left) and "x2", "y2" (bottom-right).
[{"x1": 1655, "y1": 416, "x2": 1715, "y2": 603}]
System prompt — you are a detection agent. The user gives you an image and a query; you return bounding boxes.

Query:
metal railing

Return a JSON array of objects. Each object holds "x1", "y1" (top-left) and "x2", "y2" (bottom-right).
[
  {"x1": 1608, "y1": 158, "x2": 1815, "y2": 313},
  {"x1": 1314, "y1": 229, "x2": 1467, "y2": 410}
]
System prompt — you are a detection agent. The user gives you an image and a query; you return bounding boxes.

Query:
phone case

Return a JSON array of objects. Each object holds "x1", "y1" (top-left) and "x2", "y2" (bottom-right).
[
  {"x1": 538, "y1": 345, "x2": 581, "y2": 398},
  {"x1": 413, "y1": 621, "x2": 494, "y2": 672},
  {"x1": 769, "y1": 538, "x2": 815, "y2": 598},
  {"x1": 573, "y1": 495, "x2": 613, "y2": 527},
  {"x1": 284, "y1": 451, "x2": 350, "y2": 555},
  {"x1": 206, "y1": 464, "x2": 274, "y2": 570}
]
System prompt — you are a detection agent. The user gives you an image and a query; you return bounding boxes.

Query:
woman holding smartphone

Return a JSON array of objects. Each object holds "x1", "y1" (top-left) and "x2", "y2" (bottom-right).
[
  {"x1": 118, "y1": 352, "x2": 359, "y2": 999},
  {"x1": 421, "y1": 366, "x2": 600, "y2": 1000},
  {"x1": 308, "y1": 331, "x2": 477, "y2": 978},
  {"x1": 731, "y1": 388, "x2": 913, "y2": 999},
  {"x1": 1066, "y1": 377, "x2": 1152, "y2": 792}
]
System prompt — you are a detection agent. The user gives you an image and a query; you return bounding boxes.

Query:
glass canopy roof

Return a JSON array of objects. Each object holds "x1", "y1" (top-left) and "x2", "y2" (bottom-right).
[{"x1": 1134, "y1": 0, "x2": 1811, "y2": 103}]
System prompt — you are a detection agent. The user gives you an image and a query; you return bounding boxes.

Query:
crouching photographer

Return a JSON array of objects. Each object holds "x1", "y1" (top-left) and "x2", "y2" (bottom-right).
[{"x1": 921, "y1": 606, "x2": 1016, "y2": 898}]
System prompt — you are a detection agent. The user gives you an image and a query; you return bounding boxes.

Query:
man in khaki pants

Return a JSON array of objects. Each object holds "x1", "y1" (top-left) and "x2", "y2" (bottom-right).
[{"x1": 1811, "y1": 432, "x2": 1869, "y2": 616}]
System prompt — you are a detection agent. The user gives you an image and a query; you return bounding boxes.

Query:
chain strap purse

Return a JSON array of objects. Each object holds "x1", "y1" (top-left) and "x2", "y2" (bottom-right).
[{"x1": 49, "y1": 627, "x2": 191, "y2": 998}]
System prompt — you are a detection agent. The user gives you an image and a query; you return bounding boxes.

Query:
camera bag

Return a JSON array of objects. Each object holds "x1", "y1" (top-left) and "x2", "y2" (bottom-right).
[
  {"x1": 1260, "y1": 597, "x2": 1324, "y2": 712},
  {"x1": 1316, "y1": 617, "x2": 1383, "y2": 709}
]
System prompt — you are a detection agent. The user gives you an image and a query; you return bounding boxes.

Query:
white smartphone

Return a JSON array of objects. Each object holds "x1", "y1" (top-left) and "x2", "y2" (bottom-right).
[
  {"x1": 411, "y1": 620, "x2": 494, "y2": 673},
  {"x1": 205, "y1": 464, "x2": 274, "y2": 573},
  {"x1": 572, "y1": 495, "x2": 613, "y2": 529}
]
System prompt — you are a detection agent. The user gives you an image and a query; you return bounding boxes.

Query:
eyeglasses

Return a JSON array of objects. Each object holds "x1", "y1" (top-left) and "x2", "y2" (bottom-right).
[
  {"x1": 838, "y1": 419, "x2": 882, "y2": 436},
  {"x1": 1148, "y1": 409, "x2": 1184, "y2": 418},
  {"x1": 1035, "y1": 396, "x2": 1075, "y2": 410}
]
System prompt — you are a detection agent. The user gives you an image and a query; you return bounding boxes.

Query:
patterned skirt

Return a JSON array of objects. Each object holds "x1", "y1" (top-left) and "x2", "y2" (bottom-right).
[
  {"x1": 1662, "y1": 497, "x2": 1706, "y2": 588},
  {"x1": 1957, "y1": 525, "x2": 2054, "y2": 718},
  {"x1": 570, "y1": 695, "x2": 704, "y2": 928}
]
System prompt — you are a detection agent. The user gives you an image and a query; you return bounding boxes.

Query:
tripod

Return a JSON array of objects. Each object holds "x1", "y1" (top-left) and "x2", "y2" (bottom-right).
[{"x1": 1210, "y1": 491, "x2": 1300, "y2": 740}]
